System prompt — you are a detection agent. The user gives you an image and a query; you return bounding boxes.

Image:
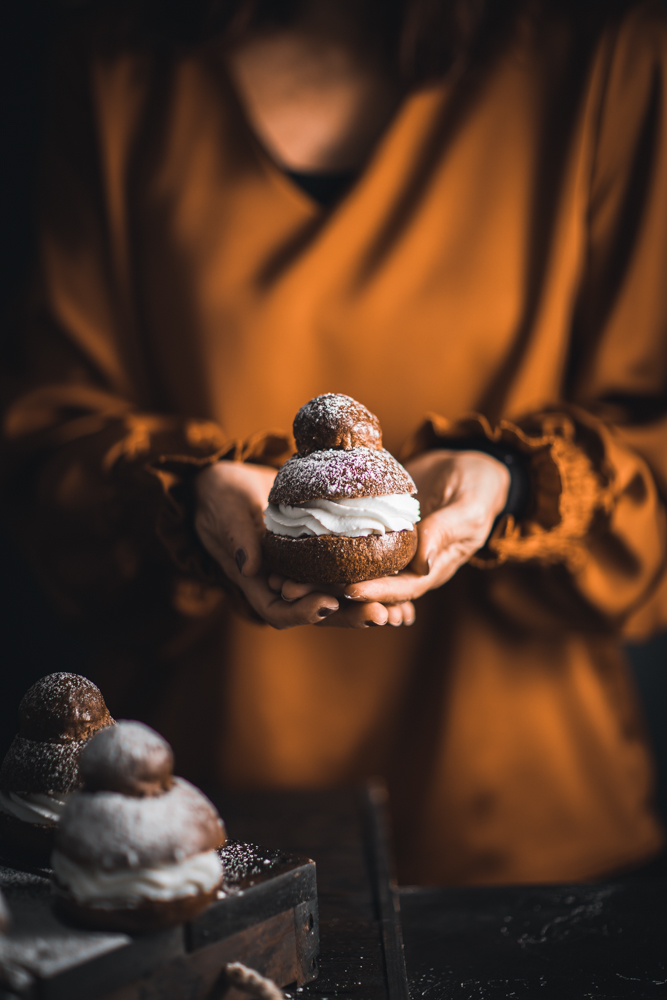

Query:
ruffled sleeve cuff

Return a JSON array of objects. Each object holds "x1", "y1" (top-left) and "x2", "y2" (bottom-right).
[{"x1": 401, "y1": 408, "x2": 613, "y2": 570}]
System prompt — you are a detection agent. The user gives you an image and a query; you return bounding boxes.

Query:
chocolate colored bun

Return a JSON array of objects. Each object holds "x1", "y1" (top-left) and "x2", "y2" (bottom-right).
[
  {"x1": 294, "y1": 394, "x2": 382, "y2": 455},
  {"x1": 269, "y1": 447, "x2": 414, "y2": 506},
  {"x1": 55, "y1": 886, "x2": 219, "y2": 933},
  {"x1": 80, "y1": 722, "x2": 173, "y2": 797},
  {"x1": 0, "y1": 674, "x2": 115, "y2": 796},
  {"x1": 54, "y1": 722, "x2": 225, "y2": 932},
  {"x1": 263, "y1": 527, "x2": 418, "y2": 585},
  {"x1": 263, "y1": 394, "x2": 419, "y2": 584},
  {"x1": 19, "y1": 673, "x2": 113, "y2": 743},
  {"x1": 57, "y1": 776, "x2": 224, "y2": 870},
  {"x1": 0, "y1": 674, "x2": 114, "y2": 868}
]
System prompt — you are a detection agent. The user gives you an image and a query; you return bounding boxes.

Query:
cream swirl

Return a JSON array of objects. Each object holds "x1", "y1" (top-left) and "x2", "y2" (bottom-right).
[
  {"x1": 264, "y1": 493, "x2": 420, "y2": 538},
  {"x1": 51, "y1": 848, "x2": 223, "y2": 903},
  {"x1": 0, "y1": 790, "x2": 69, "y2": 826}
]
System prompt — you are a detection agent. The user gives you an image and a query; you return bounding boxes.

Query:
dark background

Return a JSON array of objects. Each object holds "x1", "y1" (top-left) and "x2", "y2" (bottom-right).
[{"x1": 1, "y1": 0, "x2": 667, "y2": 832}]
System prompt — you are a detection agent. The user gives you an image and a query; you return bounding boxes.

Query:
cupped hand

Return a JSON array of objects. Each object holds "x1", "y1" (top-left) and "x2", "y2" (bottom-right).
[
  {"x1": 194, "y1": 461, "x2": 411, "y2": 628},
  {"x1": 343, "y1": 449, "x2": 510, "y2": 606}
]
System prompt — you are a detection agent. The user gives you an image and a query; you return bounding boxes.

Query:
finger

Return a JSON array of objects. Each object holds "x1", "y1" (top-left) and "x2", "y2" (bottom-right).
[
  {"x1": 386, "y1": 604, "x2": 404, "y2": 626},
  {"x1": 345, "y1": 569, "x2": 430, "y2": 605},
  {"x1": 402, "y1": 601, "x2": 416, "y2": 626},
  {"x1": 195, "y1": 495, "x2": 265, "y2": 579},
  {"x1": 317, "y1": 600, "x2": 389, "y2": 628},
  {"x1": 241, "y1": 574, "x2": 340, "y2": 628},
  {"x1": 281, "y1": 579, "x2": 318, "y2": 602},
  {"x1": 267, "y1": 573, "x2": 286, "y2": 593},
  {"x1": 385, "y1": 602, "x2": 416, "y2": 626},
  {"x1": 195, "y1": 463, "x2": 276, "y2": 579},
  {"x1": 413, "y1": 498, "x2": 495, "y2": 575},
  {"x1": 345, "y1": 501, "x2": 488, "y2": 604}
]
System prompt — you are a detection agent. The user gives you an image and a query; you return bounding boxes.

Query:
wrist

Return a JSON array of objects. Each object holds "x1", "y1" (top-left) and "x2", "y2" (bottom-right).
[{"x1": 426, "y1": 439, "x2": 530, "y2": 521}]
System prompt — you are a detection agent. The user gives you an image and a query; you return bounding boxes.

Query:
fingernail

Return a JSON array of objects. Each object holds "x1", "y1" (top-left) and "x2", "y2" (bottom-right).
[
  {"x1": 282, "y1": 595, "x2": 296, "y2": 603},
  {"x1": 235, "y1": 548, "x2": 247, "y2": 574},
  {"x1": 317, "y1": 606, "x2": 337, "y2": 618},
  {"x1": 389, "y1": 621, "x2": 402, "y2": 627},
  {"x1": 366, "y1": 621, "x2": 381, "y2": 627},
  {"x1": 424, "y1": 558, "x2": 431, "y2": 576}
]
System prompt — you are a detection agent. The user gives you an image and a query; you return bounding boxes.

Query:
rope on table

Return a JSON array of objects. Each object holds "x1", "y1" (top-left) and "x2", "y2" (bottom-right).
[{"x1": 224, "y1": 962, "x2": 285, "y2": 999}]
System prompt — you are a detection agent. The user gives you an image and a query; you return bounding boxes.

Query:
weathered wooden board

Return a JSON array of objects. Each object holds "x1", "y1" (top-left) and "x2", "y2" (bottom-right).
[{"x1": 0, "y1": 841, "x2": 318, "y2": 1000}]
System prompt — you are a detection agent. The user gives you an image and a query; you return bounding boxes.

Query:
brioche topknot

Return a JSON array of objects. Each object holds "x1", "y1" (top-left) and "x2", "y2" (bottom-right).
[
  {"x1": 80, "y1": 721, "x2": 174, "y2": 798},
  {"x1": 293, "y1": 394, "x2": 382, "y2": 456},
  {"x1": 19, "y1": 673, "x2": 113, "y2": 744}
]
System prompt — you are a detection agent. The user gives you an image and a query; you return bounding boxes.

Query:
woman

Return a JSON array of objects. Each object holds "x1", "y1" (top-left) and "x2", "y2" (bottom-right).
[{"x1": 3, "y1": 0, "x2": 667, "y2": 884}]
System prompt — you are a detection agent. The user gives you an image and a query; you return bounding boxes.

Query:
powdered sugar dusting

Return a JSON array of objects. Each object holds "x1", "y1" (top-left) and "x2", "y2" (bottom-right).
[
  {"x1": 20, "y1": 673, "x2": 113, "y2": 743},
  {"x1": 80, "y1": 722, "x2": 173, "y2": 795},
  {"x1": 0, "y1": 737, "x2": 86, "y2": 795},
  {"x1": 269, "y1": 447, "x2": 415, "y2": 505},
  {"x1": 56, "y1": 778, "x2": 225, "y2": 871},
  {"x1": 217, "y1": 841, "x2": 286, "y2": 890},
  {"x1": 293, "y1": 394, "x2": 383, "y2": 455}
]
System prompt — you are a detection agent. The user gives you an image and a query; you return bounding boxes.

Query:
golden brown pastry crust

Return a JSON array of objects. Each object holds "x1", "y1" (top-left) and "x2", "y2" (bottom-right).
[
  {"x1": 263, "y1": 527, "x2": 418, "y2": 584},
  {"x1": 293, "y1": 394, "x2": 383, "y2": 455},
  {"x1": 54, "y1": 883, "x2": 219, "y2": 932},
  {"x1": 19, "y1": 673, "x2": 114, "y2": 744},
  {"x1": 80, "y1": 723, "x2": 174, "y2": 797},
  {"x1": 269, "y1": 447, "x2": 415, "y2": 505}
]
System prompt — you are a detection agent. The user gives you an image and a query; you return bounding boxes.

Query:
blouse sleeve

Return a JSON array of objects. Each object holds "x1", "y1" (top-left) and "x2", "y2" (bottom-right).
[
  {"x1": 403, "y1": 3, "x2": 667, "y2": 640},
  {"x1": 0, "y1": 32, "x2": 289, "y2": 633}
]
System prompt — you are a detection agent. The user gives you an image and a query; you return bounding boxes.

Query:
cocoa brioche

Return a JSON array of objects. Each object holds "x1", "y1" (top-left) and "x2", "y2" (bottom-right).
[
  {"x1": 263, "y1": 394, "x2": 420, "y2": 585},
  {"x1": 263, "y1": 529, "x2": 418, "y2": 585},
  {"x1": 0, "y1": 674, "x2": 114, "y2": 868},
  {"x1": 79, "y1": 722, "x2": 174, "y2": 797},
  {"x1": 293, "y1": 394, "x2": 382, "y2": 454},
  {"x1": 53, "y1": 721, "x2": 225, "y2": 932},
  {"x1": 58, "y1": 888, "x2": 222, "y2": 934},
  {"x1": 269, "y1": 446, "x2": 415, "y2": 506},
  {"x1": 19, "y1": 673, "x2": 112, "y2": 743}
]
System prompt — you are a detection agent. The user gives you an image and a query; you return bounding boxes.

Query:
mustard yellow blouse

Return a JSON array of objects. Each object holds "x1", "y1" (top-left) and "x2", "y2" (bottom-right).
[{"x1": 4, "y1": 1, "x2": 667, "y2": 883}]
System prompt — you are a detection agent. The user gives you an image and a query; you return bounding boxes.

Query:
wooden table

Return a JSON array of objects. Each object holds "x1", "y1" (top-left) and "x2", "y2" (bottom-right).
[
  {"x1": 215, "y1": 785, "x2": 407, "y2": 1000},
  {"x1": 3, "y1": 787, "x2": 666, "y2": 999},
  {"x1": 217, "y1": 788, "x2": 667, "y2": 1000}
]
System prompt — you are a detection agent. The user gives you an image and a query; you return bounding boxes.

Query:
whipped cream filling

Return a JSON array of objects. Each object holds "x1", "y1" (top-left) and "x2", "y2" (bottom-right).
[
  {"x1": 0, "y1": 790, "x2": 69, "y2": 826},
  {"x1": 52, "y1": 848, "x2": 223, "y2": 904},
  {"x1": 264, "y1": 493, "x2": 420, "y2": 538}
]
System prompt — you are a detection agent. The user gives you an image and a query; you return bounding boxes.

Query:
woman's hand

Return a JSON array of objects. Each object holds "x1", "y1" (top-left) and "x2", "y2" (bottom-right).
[
  {"x1": 195, "y1": 461, "x2": 413, "y2": 628},
  {"x1": 342, "y1": 449, "x2": 510, "y2": 607}
]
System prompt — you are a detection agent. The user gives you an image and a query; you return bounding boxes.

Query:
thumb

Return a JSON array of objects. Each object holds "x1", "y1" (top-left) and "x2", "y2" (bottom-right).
[
  {"x1": 225, "y1": 503, "x2": 266, "y2": 579},
  {"x1": 195, "y1": 492, "x2": 265, "y2": 579},
  {"x1": 411, "y1": 502, "x2": 469, "y2": 576}
]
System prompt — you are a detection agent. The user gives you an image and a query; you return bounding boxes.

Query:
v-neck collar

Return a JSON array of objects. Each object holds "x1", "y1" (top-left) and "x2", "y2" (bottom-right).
[{"x1": 210, "y1": 50, "x2": 414, "y2": 214}]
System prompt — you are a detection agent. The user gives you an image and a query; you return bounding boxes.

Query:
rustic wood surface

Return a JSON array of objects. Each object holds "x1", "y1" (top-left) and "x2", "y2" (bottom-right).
[{"x1": 214, "y1": 786, "x2": 406, "y2": 1000}]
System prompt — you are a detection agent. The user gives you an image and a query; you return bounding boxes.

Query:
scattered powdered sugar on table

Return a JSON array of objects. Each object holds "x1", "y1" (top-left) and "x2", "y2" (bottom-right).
[
  {"x1": 216, "y1": 841, "x2": 298, "y2": 892},
  {"x1": 269, "y1": 448, "x2": 415, "y2": 505}
]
